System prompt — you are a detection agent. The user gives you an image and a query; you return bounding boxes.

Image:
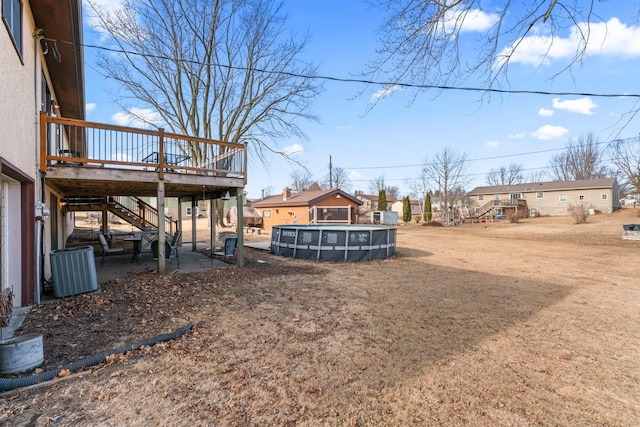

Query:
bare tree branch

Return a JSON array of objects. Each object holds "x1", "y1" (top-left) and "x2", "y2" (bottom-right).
[{"x1": 87, "y1": 0, "x2": 322, "y2": 166}]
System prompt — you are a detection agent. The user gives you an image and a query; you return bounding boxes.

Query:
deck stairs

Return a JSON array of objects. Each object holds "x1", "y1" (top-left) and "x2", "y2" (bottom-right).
[
  {"x1": 472, "y1": 200, "x2": 496, "y2": 220},
  {"x1": 63, "y1": 196, "x2": 178, "y2": 235}
]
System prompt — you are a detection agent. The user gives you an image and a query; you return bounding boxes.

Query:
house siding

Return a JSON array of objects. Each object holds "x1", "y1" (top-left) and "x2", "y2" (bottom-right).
[
  {"x1": 1, "y1": 1, "x2": 66, "y2": 306},
  {"x1": 1, "y1": 2, "x2": 38, "y2": 175}
]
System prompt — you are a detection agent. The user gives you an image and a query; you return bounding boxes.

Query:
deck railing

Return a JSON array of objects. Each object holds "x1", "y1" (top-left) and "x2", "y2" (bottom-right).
[{"x1": 39, "y1": 112, "x2": 246, "y2": 183}]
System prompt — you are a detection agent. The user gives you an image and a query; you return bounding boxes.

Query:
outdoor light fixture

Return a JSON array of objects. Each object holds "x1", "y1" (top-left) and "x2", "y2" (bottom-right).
[{"x1": 221, "y1": 190, "x2": 231, "y2": 201}]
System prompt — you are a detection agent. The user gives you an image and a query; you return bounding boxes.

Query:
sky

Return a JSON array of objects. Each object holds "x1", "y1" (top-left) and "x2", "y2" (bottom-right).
[{"x1": 81, "y1": 1, "x2": 640, "y2": 200}]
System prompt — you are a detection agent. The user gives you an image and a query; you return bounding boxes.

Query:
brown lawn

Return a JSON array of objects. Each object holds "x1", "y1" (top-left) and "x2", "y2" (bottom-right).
[{"x1": 2, "y1": 208, "x2": 639, "y2": 426}]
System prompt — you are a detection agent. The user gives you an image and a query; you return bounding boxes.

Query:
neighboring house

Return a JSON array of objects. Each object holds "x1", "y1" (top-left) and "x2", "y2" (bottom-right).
[
  {"x1": 355, "y1": 194, "x2": 396, "y2": 213},
  {"x1": 467, "y1": 178, "x2": 620, "y2": 218},
  {"x1": 1, "y1": 0, "x2": 247, "y2": 307},
  {"x1": 390, "y1": 199, "x2": 422, "y2": 217},
  {"x1": 252, "y1": 188, "x2": 362, "y2": 231}
]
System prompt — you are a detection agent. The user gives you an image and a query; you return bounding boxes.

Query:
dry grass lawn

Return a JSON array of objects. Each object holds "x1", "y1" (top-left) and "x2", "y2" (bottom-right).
[{"x1": 2, "y1": 208, "x2": 639, "y2": 426}]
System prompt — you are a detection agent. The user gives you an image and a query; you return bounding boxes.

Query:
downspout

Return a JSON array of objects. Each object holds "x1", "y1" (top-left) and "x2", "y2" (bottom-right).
[{"x1": 34, "y1": 30, "x2": 44, "y2": 305}]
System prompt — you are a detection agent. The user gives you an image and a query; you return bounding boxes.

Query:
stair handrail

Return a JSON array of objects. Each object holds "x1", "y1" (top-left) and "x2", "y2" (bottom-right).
[
  {"x1": 111, "y1": 196, "x2": 177, "y2": 235},
  {"x1": 292, "y1": 206, "x2": 316, "y2": 224}
]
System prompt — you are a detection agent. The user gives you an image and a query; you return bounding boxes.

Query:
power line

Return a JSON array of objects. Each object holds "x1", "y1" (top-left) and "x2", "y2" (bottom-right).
[
  {"x1": 338, "y1": 136, "x2": 636, "y2": 171},
  {"x1": 47, "y1": 37, "x2": 640, "y2": 99}
]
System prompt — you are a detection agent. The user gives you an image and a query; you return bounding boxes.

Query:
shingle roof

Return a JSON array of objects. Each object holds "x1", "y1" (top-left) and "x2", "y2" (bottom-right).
[
  {"x1": 468, "y1": 178, "x2": 617, "y2": 195},
  {"x1": 251, "y1": 189, "x2": 362, "y2": 208},
  {"x1": 356, "y1": 194, "x2": 397, "y2": 203}
]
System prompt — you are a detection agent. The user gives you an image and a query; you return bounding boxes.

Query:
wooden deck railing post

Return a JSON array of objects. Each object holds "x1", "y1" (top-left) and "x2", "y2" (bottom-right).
[{"x1": 158, "y1": 128, "x2": 165, "y2": 181}]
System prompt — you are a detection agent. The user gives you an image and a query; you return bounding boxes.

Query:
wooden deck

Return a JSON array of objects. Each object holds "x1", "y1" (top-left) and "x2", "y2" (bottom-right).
[{"x1": 40, "y1": 112, "x2": 246, "y2": 200}]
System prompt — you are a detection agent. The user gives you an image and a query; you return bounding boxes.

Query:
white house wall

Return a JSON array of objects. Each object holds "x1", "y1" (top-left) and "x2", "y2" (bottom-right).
[
  {"x1": 0, "y1": 3, "x2": 38, "y2": 175},
  {"x1": 1, "y1": 0, "x2": 63, "y2": 306}
]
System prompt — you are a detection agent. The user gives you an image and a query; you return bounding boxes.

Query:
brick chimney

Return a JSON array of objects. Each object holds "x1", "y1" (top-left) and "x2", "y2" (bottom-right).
[{"x1": 282, "y1": 187, "x2": 291, "y2": 201}]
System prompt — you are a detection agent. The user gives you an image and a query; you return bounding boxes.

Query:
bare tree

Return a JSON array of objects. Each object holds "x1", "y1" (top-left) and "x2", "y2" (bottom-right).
[
  {"x1": 290, "y1": 169, "x2": 317, "y2": 192},
  {"x1": 486, "y1": 163, "x2": 524, "y2": 186},
  {"x1": 422, "y1": 147, "x2": 471, "y2": 210},
  {"x1": 367, "y1": 1, "x2": 609, "y2": 99},
  {"x1": 549, "y1": 133, "x2": 614, "y2": 181},
  {"x1": 324, "y1": 167, "x2": 352, "y2": 191},
  {"x1": 87, "y1": 0, "x2": 322, "y2": 225},
  {"x1": 609, "y1": 137, "x2": 640, "y2": 194},
  {"x1": 368, "y1": 175, "x2": 399, "y2": 199},
  {"x1": 526, "y1": 169, "x2": 549, "y2": 183},
  {"x1": 406, "y1": 173, "x2": 431, "y2": 202}
]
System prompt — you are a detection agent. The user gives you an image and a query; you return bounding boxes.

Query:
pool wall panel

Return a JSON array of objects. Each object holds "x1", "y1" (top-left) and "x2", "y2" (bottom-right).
[{"x1": 271, "y1": 225, "x2": 396, "y2": 262}]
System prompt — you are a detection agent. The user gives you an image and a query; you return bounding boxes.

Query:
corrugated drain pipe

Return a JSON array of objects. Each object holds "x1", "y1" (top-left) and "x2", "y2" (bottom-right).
[{"x1": 0, "y1": 323, "x2": 194, "y2": 393}]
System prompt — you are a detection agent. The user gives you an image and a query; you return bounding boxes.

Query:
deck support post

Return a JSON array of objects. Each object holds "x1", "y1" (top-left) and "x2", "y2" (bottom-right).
[
  {"x1": 236, "y1": 189, "x2": 245, "y2": 267},
  {"x1": 191, "y1": 196, "x2": 197, "y2": 252},
  {"x1": 157, "y1": 181, "x2": 166, "y2": 273}
]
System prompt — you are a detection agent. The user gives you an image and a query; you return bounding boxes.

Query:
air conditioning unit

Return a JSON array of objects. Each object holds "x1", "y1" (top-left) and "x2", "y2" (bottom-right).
[{"x1": 50, "y1": 246, "x2": 100, "y2": 298}]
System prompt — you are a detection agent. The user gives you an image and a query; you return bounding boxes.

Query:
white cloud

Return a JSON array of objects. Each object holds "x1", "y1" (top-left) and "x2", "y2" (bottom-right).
[
  {"x1": 112, "y1": 107, "x2": 164, "y2": 128},
  {"x1": 552, "y1": 97, "x2": 597, "y2": 115},
  {"x1": 450, "y1": 8, "x2": 499, "y2": 32},
  {"x1": 530, "y1": 125, "x2": 568, "y2": 140},
  {"x1": 86, "y1": 103, "x2": 96, "y2": 112},
  {"x1": 348, "y1": 171, "x2": 363, "y2": 180},
  {"x1": 508, "y1": 132, "x2": 526, "y2": 139},
  {"x1": 370, "y1": 84, "x2": 401, "y2": 102},
  {"x1": 499, "y1": 18, "x2": 640, "y2": 66},
  {"x1": 282, "y1": 143, "x2": 304, "y2": 156},
  {"x1": 538, "y1": 108, "x2": 554, "y2": 117},
  {"x1": 485, "y1": 140, "x2": 499, "y2": 148}
]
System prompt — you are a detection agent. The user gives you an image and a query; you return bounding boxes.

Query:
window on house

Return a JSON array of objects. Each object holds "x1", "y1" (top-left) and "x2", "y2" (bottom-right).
[
  {"x1": 559, "y1": 195, "x2": 567, "y2": 202},
  {"x1": 478, "y1": 195, "x2": 484, "y2": 201},
  {"x1": 601, "y1": 194, "x2": 608, "y2": 200},
  {"x1": 494, "y1": 194, "x2": 500, "y2": 200},
  {"x1": 579, "y1": 195, "x2": 585, "y2": 201},
  {"x1": 3, "y1": 0, "x2": 22, "y2": 59},
  {"x1": 510, "y1": 193, "x2": 522, "y2": 200},
  {"x1": 185, "y1": 207, "x2": 199, "y2": 217},
  {"x1": 536, "y1": 192, "x2": 544, "y2": 199}
]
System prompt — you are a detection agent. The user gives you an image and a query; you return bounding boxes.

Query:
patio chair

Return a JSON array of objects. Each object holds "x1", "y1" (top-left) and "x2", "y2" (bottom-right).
[
  {"x1": 151, "y1": 231, "x2": 181, "y2": 268},
  {"x1": 214, "y1": 237, "x2": 237, "y2": 262},
  {"x1": 169, "y1": 231, "x2": 182, "y2": 268},
  {"x1": 140, "y1": 231, "x2": 157, "y2": 260},
  {"x1": 98, "y1": 233, "x2": 126, "y2": 265}
]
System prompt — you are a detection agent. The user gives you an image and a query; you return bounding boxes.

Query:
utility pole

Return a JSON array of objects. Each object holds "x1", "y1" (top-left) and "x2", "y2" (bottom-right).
[{"x1": 329, "y1": 155, "x2": 333, "y2": 189}]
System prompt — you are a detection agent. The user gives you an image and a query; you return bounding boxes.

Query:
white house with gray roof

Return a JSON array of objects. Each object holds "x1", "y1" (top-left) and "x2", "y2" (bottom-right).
[{"x1": 467, "y1": 178, "x2": 620, "y2": 218}]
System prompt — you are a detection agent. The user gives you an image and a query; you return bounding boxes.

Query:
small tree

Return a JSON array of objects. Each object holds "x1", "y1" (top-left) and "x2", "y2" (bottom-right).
[
  {"x1": 378, "y1": 189, "x2": 387, "y2": 211},
  {"x1": 568, "y1": 202, "x2": 590, "y2": 224},
  {"x1": 423, "y1": 193, "x2": 432, "y2": 222},
  {"x1": 402, "y1": 196, "x2": 412, "y2": 223}
]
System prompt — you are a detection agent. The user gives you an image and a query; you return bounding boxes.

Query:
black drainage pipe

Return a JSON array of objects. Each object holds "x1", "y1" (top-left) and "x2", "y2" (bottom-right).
[{"x1": 0, "y1": 323, "x2": 194, "y2": 393}]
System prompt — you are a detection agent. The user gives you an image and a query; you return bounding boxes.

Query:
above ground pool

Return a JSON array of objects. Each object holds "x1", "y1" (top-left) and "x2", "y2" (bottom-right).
[{"x1": 270, "y1": 224, "x2": 397, "y2": 262}]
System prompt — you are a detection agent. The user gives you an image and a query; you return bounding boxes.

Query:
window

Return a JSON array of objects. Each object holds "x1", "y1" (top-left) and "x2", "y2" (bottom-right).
[
  {"x1": 536, "y1": 192, "x2": 544, "y2": 199},
  {"x1": 579, "y1": 195, "x2": 585, "y2": 201},
  {"x1": 185, "y1": 207, "x2": 199, "y2": 217},
  {"x1": 559, "y1": 195, "x2": 567, "y2": 202},
  {"x1": 601, "y1": 194, "x2": 608, "y2": 200},
  {"x1": 494, "y1": 194, "x2": 500, "y2": 200},
  {"x1": 510, "y1": 193, "x2": 522, "y2": 200},
  {"x1": 478, "y1": 195, "x2": 484, "y2": 201},
  {"x1": 3, "y1": 0, "x2": 22, "y2": 59}
]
